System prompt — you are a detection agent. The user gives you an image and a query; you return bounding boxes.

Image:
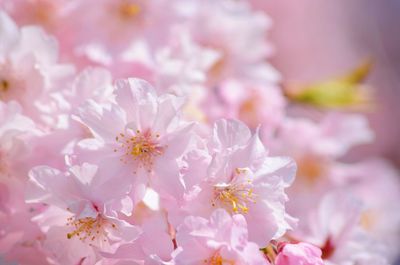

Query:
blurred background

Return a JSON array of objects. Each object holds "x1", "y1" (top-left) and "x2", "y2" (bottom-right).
[
  {"x1": 260, "y1": 3, "x2": 400, "y2": 263},
  {"x1": 258, "y1": 0, "x2": 400, "y2": 166}
]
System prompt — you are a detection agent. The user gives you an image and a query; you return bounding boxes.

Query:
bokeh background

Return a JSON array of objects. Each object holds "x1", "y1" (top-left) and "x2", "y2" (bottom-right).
[
  {"x1": 259, "y1": 0, "x2": 400, "y2": 166},
  {"x1": 261, "y1": 2, "x2": 400, "y2": 263}
]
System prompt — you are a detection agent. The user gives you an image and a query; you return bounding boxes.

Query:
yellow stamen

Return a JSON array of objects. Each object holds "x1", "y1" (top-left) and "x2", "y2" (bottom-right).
[
  {"x1": 66, "y1": 216, "x2": 115, "y2": 243},
  {"x1": 212, "y1": 169, "x2": 257, "y2": 214},
  {"x1": 115, "y1": 130, "x2": 165, "y2": 171}
]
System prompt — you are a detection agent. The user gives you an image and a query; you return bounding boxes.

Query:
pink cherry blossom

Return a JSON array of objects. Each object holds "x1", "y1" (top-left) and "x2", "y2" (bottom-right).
[
  {"x1": 330, "y1": 159, "x2": 400, "y2": 260},
  {"x1": 27, "y1": 162, "x2": 141, "y2": 256},
  {"x1": 0, "y1": 101, "x2": 36, "y2": 177},
  {"x1": 0, "y1": 101, "x2": 49, "y2": 265},
  {"x1": 271, "y1": 113, "x2": 373, "y2": 160},
  {"x1": 214, "y1": 79, "x2": 286, "y2": 132},
  {"x1": 182, "y1": 0, "x2": 278, "y2": 84},
  {"x1": 290, "y1": 191, "x2": 389, "y2": 265},
  {"x1": 169, "y1": 119, "x2": 297, "y2": 247},
  {"x1": 75, "y1": 78, "x2": 194, "y2": 202},
  {"x1": 275, "y1": 242, "x2": 324, "y2": 265},
  {"x1": 101, "y1": 204, "x2": 175, "y2": 264},
  {"x1": 0, "y1": 11, "x2": 74, "y2": 122},
  {"x1": 154, "y1": 28, "x2": 219, "y2": 95},
  {"x1": 0, "y1": 0, "x2": 67, "y2": 36},
  {"x1": 173, "y1": 209, "x2": 269, "y2": 265}
]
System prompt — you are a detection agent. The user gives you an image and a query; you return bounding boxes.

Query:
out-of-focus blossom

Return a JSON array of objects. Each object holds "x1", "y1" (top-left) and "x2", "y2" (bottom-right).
[
  {"x1": 291, "y1": 192, "x2": 389, "y2": 265},
  {"x1": 331, "y1": 159, "x2": 400, "y2": 260},
  {"x1": 0, "y1": 11, "x2": 74, "y2": 122},
  {"x1": 213, "y1": 79, "x2": 286, "y2": 134},
  {"x1": 182, "y1": 0, "x2": 279, "y2": 85},
  {"x1": 0, "y1": 0, "x2": 67, "y2": 35},
  {"x1": 275, "y1": 242, "x2": 324, "y2": 265}
]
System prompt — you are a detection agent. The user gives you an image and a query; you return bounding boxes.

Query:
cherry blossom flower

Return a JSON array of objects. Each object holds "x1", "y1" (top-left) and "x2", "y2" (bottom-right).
[
  {"x1": 0, "y1": 11, "x2": 74, "y2": 122},
  {"x1": 290, "y1": 192, "x2": 389, "y2": 265},
  {"x1": 214, "y1": 79, "x2": 286, "y2": 133},
  {"x1": 101, "y1": 204, "x2": 175, "y2": 264},
  {"x1": 27, "y1": 162, "x2": 141, "y2": 256},
  {"x1": 173, "y1": 209, "x2": 269, "y2": 265},
  {"x1": 75, "y1": 78, "x2": 195, "y2": 202},
  {"x1": 331, "y1": 159, "x2": 400, "y2": 260},
  {"x1": 0, "y1": 0, "x2": 67, "y2": 36},
  {"x1": 181, "y1": 0, "x2": 279, "y2": 84},
  {"x1": 170, "y1": 119, "x2": 297, "y2": 247},
  {"x1": 0, "y1": 101, "x2": 50, "y2": 265}
]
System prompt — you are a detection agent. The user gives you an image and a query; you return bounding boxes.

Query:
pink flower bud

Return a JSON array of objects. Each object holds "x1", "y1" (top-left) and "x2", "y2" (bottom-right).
[{"x1": 275, "y1": 242, "x2": 324, "y2": 265}]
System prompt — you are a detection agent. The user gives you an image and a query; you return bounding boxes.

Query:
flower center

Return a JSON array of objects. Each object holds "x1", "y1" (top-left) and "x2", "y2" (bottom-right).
[
  {"x1": 207, "y1": 48, "x2": 228, "y2": 82},
  {"x1": 119, "y1": 2, "x2": 141, "y2": 20},
  {"x1": 239, "y1": 98, "x2": 258, "y2": 128},
  {"x1": 360, "y1": 209, "x2": 377, "y2": 230},
  {"x1": 297, "y1": 156, "x2": 327, "y2": 185},
  {"x1": 204, "y1": 253, "x2": 235, "y2": 265},
  {"x1": 0, "y1": 63, "x2": 26, "y2": 102},
  {"x1": 211, "y1": 169, "x2": 256, "y2": 214},
  {"x1": 66, "y1": 215, "x2": 115, "y2": 244},
  {"x1": 115, "y1": 130, "x2": 165, "y2": 172},
  {"x1": 1, "y1": 79, "x2": 9, "y2": 92},
  {"x1": 32, "y1": 1, "x2": 56, "y2": 27}
]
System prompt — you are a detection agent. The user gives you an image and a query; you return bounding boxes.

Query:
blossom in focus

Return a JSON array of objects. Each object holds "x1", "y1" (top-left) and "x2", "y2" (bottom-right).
[
  {"x1": 27, "y1": 163, "x2": 141, "y2": 257},
  {"x1": 75, "y1": 78, "x2": 194, "y2": 202},
  {"x1": 172, "y1": 119, "x2": 297, "y2": 246}
]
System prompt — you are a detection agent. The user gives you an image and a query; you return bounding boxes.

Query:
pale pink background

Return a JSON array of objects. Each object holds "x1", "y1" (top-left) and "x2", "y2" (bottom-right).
[{"x1": 262, "y1": 1, "x2": 400, "y2": 166}]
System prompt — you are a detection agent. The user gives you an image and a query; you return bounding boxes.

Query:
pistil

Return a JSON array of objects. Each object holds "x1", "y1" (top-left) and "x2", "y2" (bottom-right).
[{"x1": 115, "y1": 129, "x2": 165, "y2": 172}]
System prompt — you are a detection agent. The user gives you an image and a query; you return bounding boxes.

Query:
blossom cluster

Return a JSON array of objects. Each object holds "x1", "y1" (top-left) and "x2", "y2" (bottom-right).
[{"x1": 0, "y1": 1, "x2": 399, "y2": 265}]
